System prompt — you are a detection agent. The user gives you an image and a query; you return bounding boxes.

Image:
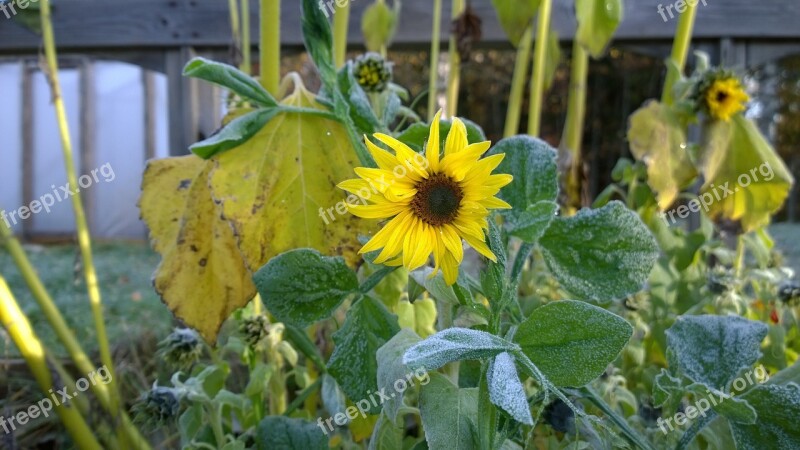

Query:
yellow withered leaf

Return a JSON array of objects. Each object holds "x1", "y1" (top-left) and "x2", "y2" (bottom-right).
[
  {"x1": 210, "y1": 78, "x2": 370, "y2": 272},
  {"x1": 140, "y1": 155, "x2": 256, "y2": 343}
]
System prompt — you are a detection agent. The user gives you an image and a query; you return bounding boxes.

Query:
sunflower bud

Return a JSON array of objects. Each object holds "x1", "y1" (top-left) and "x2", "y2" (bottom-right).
[
  {"x1": 239, "y1": 315, "x2": 270, "y2": 347},
  {"x1": 157, "y1": 328, "x2": 204, "y2": 369},
  {"x1": 132, "y1": 386, "x2": 181, "y2": 429},
  {"x1": 691, "y1": 69, "x2": 749, "y2": 122},
  {"x1": 353, "y1": 53, "x2": 393, "y2": 93}
]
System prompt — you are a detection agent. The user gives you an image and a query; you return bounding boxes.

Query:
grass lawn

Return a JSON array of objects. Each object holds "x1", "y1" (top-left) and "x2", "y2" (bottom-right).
[{"x1": 0, "y1": 241, "x2": 174, "y2": 358}]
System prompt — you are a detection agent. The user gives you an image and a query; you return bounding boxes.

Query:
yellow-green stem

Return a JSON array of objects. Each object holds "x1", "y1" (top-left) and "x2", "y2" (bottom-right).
[
  {"x1": 504, "y1": 26, "x2": 532, "y2": 137},
  {"x1": 427, "y1": 0, "x2": 443, "y2": 121},
  {"x1": 661, "y1": 1, "x2": 697, "y2": 105},
  {"x1": 561, "y1": 40, "x2": 589, "y2": 209},
  {"x1": 260, "y1": 0, "x2": 280, "y2": 95},
  {"x1": 39, "y1": 0, "x2": 121, "y2": 427},
  {"x1": 333, "y1": 0, "x2": 350, "y2": 67},
  {"x1": 228, "y1": 0, "x2": 242, "y2": 68},
  {"x1": 446, "y1": 0, "x2": 465, "y2": 117},
  {"x1": 241, "y1": 0, "x2": 252, "y2": 74},
  {"x1": 0, "y1": 277, "x2": 103, "y2": 450},
  {"x1": 527, "y1": 0, "x2": 553, "y2": 136},
  {"x1": 735, "y1": 235, "x2": 746, "y2": 278}
]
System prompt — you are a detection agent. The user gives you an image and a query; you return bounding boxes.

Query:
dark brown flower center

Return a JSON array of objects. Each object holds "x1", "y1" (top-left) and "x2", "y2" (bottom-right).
[
  {"x1": 411, "y1": 173, "x2": 463, "y2": 226},
  {"x1": 716, "y1": 90, "x2": 729, "y2": 103}
]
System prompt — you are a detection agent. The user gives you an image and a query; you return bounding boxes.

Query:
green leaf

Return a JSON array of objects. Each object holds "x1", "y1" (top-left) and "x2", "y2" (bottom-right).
[
  {"x1": 653, "y1": 368, "x2": 683, "y2": 409},
  {"x1": 368, "y1": 413, "x2": 404, "y2": 450},
  {"x1": 190, "y1": 108, "x2": 280, "y2": 159},
  {"x1": 302, "y1": 0, "x2": 336, "y2": 91},
  {"x1": 543, "y1": 30, "x2": 562, "y2": 91},
  {"x1": 487, "y1": 352, "x2": 533, "y2": 424},
  {"x1": 183, "y1": 57, "x2": 277, "y2": 107},
  {"x1": 410, "y1": 267, "x2": 460, "y2": 305},
  {"x1": 396, "y1": 119, "x2": 487, "y2": 152},
  {"x1": 253, "y1": 249, "x2": 359, "y2": 327},
  {"x1": 627, "y1": 100, "x2": 696, "y2": 210},
  {"x1": 686, "y1": 384, "x2": 757, "y2": 424},
  {"x1": 321, "y1": 374, "x2": 348, "y2": 420},
  {"x1": 504, "y1": 201, "x2": 559, "y2": 244},
  {"x1": 575, "y1": 0, "x2": 623, "y2": 58},
  {"x1": 255, "y1": 416, "x2": 329, "y2": 450},
  {"x1": 377, "y1": 328, "x2": 423, "y2": 421},
  {"x1": 513, "y1": 301, "x2": 633, "y2": 387},
  {"x1": 361, "y1": 1, "x2": 398, "y2": 52},
  {"x1": 665, "y1": 315, "x2": 768, "y2": 390},
  {"x1": 539, "y1": 201, "x2": 659, "y2": 300},
  {"x1": 403, "y1": 328, "x2": 520, "y2": 371},
  {"x1": 327, "y1": 296, "x2": 400, "y2": 414},
  {"x1": 729, "y1": 383, "x2": 800, "y2": 449},
  {"x1": 481, "y1": 219, "x2": 508, "y2": 301},
  {"x1": 491, "y1": 0, "x2": 541, "y2": 47},
  {"x1": 698, "y1": 115, "x2": 795, "y2": 232},
  {"x1": 338, "y1": 63, "x2": 383, "y2": 136},
  {"x1": 419, "y1": 373, "x2": 480, "y2": 450}
]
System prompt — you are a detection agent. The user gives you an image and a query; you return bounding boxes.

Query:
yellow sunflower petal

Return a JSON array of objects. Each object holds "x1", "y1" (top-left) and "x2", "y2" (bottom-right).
[
  {"x1": 445, "y1": 118, "x2": 468, "y2": 156},
  {"x1": 442, "y1": 251, "x2": 460, "y2": 285},
  {"x1": 479, "y1": 196, "x2": 512, "y2": 210},
  {"x1": 462, "y1": 232, "x2": 497, "y2": 262},
  {"x1": 348, "y1": 203, "x2": 406, "y2": 219},
  {"x1": 360, "y1": 212, "x2": 408, "y2": 254},
  {"x1": 373, "y1": 133, "x2": 429, "y2": 180},
  {"x1": 365, "y1": 137, "x2": 402, "y2": 171},
  {"x1": 440, "y1": 224, "x2": 464, "y2": 263},
  {"x1": 427, "y1": 110, "x2": 442, "y2": 172},
  {"x1": 374, "y1": 211, "x2": 414, "y2": 263}
]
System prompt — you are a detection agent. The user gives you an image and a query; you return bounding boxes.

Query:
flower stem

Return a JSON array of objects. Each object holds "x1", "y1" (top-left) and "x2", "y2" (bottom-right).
[
  {"x1": 561, "y1": 40, "x2": 589, "y2": 209},
  {"x1": 0, "y1": 277, "x2": 103, "y2": 450},
  {"x1": 504, "y1": 26, "x2": 532, "y2": 137},
  {"x1": 446, "y1": 0, "x2": 465, "y2": 117},
  {"x1": 260, "y1": 0, "x2": 280, "y2": 95},
  {"x1": 580, "y1": 386, "x2": 656, "y2": 450},
  {"x1": 39, "y1": 0, "x2": 122, "y2": 432},
  {"x1": 527, "y1": 0, "x2": 553, "y2": 136},
  {"x1": 661, "y1": 1, "x2": 698, "y2": 106},
  {"x1": 427, "y1": 0, "x2": 443, "y2": 121},
  {"x1": 241, "y1": 0, "x2": 252, "y2": 74},
  {"x1": 333, "y1": 0, "x2": 351, "y2": 67},
  {"x1": 228, "y1": 0, "x2": 242, "y2": 67}
]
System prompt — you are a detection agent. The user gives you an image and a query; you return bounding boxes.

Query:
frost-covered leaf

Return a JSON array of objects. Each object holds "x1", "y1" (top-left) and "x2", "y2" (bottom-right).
[
  {"x1": 627, "y1": 100, "x2": 696, "y2": 210},
  {"x1": 253, "y1": 249, "x2": 358, "y2": 327},
  {"x1": 514, "y1": 301, "x2": 632, "y2": 387},
  {"x1": 301, "y1": 0, "x2": 336, "y2": 90},
  {"x1": 190, "y1": 108, "x2": 280, "y2": 159},
  {"x1": 338, "y1": 63, "x2": 382, "y2": 137},
  {"x1": 575, "y1": 0, "x2": 623, "y2": 58},
  {"x1": 368, "y1": 413, "x2": 404, "y2": 450},
  {"x1": 321, "y1": 374, "x2": 348, "y2": 420},
  {"x1": 487, "y1": 352, "x2": 533, "y2": 424},
  {"x1": 539, "y1": 201, "x2": 659, "y2": 300},
  {"x1": 653, "y1": 368, "x2": 683, "y2": 408},
  {"x1": 184, "y1": 57, "x2": 277, "y2": 108},
  {"x1": 666, "y1": 315, "x2": 768, "y2": 390},
  {"x1": 729, "y1": 383, "x2": 800, "y2": 449},
  {"x1": 419, "y1": 373, "x2": 479, "y2": 450},
  {"x1": 255, "y1": 416, "x2": 328, "y2": 450},
  {"x1": 488, "y1": 135, "x2": 559, "y2": 209},
  {"x1": 403, "y1": 328, "x2": 519, "y2": 371},
  {"x1": 686, "y1": 383, "x2": 756, "y2": 424},
  {"x1": 140, "y1": 156, "x2": 256, "y2": 343},
  {"x1": 328, "y1": 297, "x2": 400, "y2": 414},
  {"x1": 377, "y1": 329, "x2": 422, "y2": 421},
  {"x1": 209, "y1": 77, "x2": 371, "y2": 272},
  {"x1": 504, "y1": 201, "x2": 559, "y2": 244},
  {"x1": 698, "y1": 115, "x2": 795, "y2": 232}
]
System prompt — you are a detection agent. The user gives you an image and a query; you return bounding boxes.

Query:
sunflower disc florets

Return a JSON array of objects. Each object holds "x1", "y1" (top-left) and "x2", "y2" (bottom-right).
[{"x1": 691, "y1": 69, "x2": 749, "y2": 122}]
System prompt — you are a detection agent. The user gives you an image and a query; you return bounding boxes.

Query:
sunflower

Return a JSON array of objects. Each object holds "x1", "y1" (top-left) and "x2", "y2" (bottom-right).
[
  {"x1": 337, "y1": 111, "x2": 513, "y2": 285},
  {"x1": 703, "y1": 77, "x2": 749, "y2": 121}
]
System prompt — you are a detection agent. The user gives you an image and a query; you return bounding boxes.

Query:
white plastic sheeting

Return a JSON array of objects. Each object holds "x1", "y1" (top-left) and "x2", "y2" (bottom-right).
[{"x1": 0, "y1": 60, "x2": 170, "y2": 239}]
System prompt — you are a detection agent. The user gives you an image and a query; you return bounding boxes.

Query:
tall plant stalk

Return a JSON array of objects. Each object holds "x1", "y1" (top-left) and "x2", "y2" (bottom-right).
[
  {"x1": 261, "y1": 0, "x2": 280, "y2": 95},
  {"x1": 527, "y1": 0, "x2": 553, "y2": 136},
  {"x1": 333, "y1": 0, "x2": 351, "y2": 67},
  {"x1": 427, "y1": 0, "x2": 443, "y2": 121},
  {"x1": 228, "y1": 0, "x2": 242, "y2": 67},
  {"x1": 39, "y1": 0, "x2": 122, "y2": 423},
  {"x1": 661, "y1": 1, "x2": 698, "y2": 105},
  {"x1": 503, "y1": 26, "x2": 532, "y2": 137},
  {"x1": 561, "y1": 40, "x2": 589, "y2": 208},
  {"x1": 0, "y1": 277, "x2": 103, "y2": 450},
  {"x1": 0, "y1": 223, "x2": 151, "y2": 448},
  {"x1": 241, "y1": 0, "x2": 252, "y2": 74},
  {"x1": 445, "y1": 0, "x2": 465, "y2": 117}
]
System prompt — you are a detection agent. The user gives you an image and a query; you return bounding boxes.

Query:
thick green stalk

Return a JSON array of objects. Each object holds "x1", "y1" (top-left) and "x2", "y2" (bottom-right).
[
  {"x1": 228, "y1": 0, "x2": 242, "y2": 68},
  {"x1": 504, "y1": 26, "x2": 532, "y2": 137},
  {"x1": 561, "y1": 40, "x2": 589, "y2": 209},
  {"x1": 527, "y1": 0, "x2": 553, "y2": 136},
  {"x1": 477, "y1": 364, "x2": 497, "y2": 449},
  {"x1": 427, "y1": 0, "x2": 443, "y2": 121},
  {"x1": 241, "y1": 0, "x2": 252, "y2": 74},
  {"x1": 333, "y1": 0, "x2": 351, "y2": 67},
  {"x1": 260, "y1": 0, "x2": 280, "y2": 95},
  {"x1": 39, "y1": 0, "x2": 121, "y2": 425},
  {"x1": 661, "y1": 1, "x2": 698, "y2": 105},
  {"x1": 0, "y1": 221, "x2": 151, "y2": 448},
  {"x1": 446, "y1": 0, "x2": 465, "y2": 117},
  {"x1": 0, "y1": 278, "x2": 103, "y2": 450}
]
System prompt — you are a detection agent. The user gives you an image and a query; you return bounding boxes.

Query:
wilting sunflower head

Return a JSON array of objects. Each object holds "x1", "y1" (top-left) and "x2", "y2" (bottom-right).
[
  {"x1": 338, "y1": 110, "x2": 513, "y2": 285},
  {"x1": 698, "y1": 73, "x2": 749, "y2": 121},
  {"x1": 353, "y1": 53, "x2": 393, "y2": 93}
]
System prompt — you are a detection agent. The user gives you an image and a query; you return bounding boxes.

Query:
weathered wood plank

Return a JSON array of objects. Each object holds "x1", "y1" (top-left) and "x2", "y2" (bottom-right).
[{"x1": 0, "y1": 0, "x2": 798, "y2": 53}]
